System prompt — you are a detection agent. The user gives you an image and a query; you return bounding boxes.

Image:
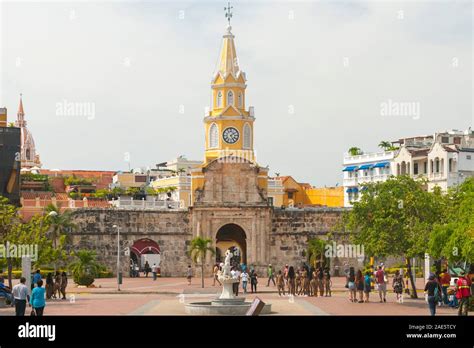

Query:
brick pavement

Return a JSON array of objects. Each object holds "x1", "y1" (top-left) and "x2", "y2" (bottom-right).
[{"x1": 0, "y1": 276, "x2": 465, "y2": 316}]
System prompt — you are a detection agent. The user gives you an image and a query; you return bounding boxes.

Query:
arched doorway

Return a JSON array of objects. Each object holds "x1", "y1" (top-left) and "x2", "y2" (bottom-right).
[
  {"x1": 216, "y1": 223, "x2": 247, "y2": 267},
  {"x1": 130, "y1": 238, "x2": 161, "y2": 277}
]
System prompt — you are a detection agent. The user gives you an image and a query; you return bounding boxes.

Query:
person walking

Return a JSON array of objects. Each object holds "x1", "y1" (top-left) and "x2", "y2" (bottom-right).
[
  {"x1": 455, "y1": 270, "x2": 472, "y2": 316},
  {"x1": 323, "y1": 268, "x2": 332, "y2": 297},
  {"x1": 186, "y1": 265, "x2": 192, "y2": 285},
  {"x1": 45, "y1": 273, "x2": 54, "y2": 300},
  {"x1": 317, "y1": 267, "x2": 324, "y2": 297},
  {"x1": 144, "y1": 261, "x2": 150, "y2": 278},
  {"x1": 276, "y1": 270, "x2": 285, "y2": 296},
  {"x1": 267, "y1": 264, "x2": 276, "y2": 287},
  {"x1": 54, "y1": 271, "x2": 61, "y2": 299},
  {"x1": 213, "y1": 264, "x2": 222, "y2": 286},
  {"x1": 232, "y1": 267, "x2": 241, "y2": 296},
  {"x1": 152, "y1": 263, "x2": 158, "y2": 281},
  {"x1": 240, "y1": 270, "x2": 249, "y2": 294},
  {"x1": 288, "y1": 266, "x2": 296, "y2": 296},
  {"x1": 439, "y1": 269, "x2": 451, "y2": 305},
  {"x1": 0, "y1": 277, "x2": 13, "y2": 305},
  {"x1": 355, "y1": 270, "x2": 364, "y2": 303},
  {"x1": 375, "y1": 266, "x2": 387, "y2": 303},
  {"x1": 250, "y1": 269, "x2": 258, "y2": 293},
  {"x1": 283, "y1": 264, "x2": 289, "y2": 292},
  {"x1": 60, "y1": 272, "x2": 68, "y2": 300},
  {"x1": 32, "y1": 269, "x2": 42, "y2": 290},
  {"x1": 30, "y1": 279, "x2": 46, "y2": 316},
  {"x1": 363, "y1": 271, "x2": 372, "y2": 302},
  {"x1": 392, "y1": 270, "x2": 404, "y2": 303},
  {"x1": 12, "y1": 277, "x2": 30, "y2": 316},
  {"x1": 347, "y1": 267, "x2": 356, "y2": 302},
  {"x1": 424, "y1": 273, "x2": 442, "y2": 316}
]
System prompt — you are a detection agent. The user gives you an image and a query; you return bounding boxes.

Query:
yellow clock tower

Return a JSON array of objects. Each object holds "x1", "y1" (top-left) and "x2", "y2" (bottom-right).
[{"x1": 204, "y1": 22, "x2": 255, "y2": 163}]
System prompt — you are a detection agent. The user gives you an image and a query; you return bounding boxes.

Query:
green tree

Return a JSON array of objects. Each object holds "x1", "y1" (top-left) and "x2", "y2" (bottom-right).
[
  {"x1": 348, "y1": 147, "x2": 362, "y2": 156},
  {"x1": 307, "y1": 238, "x2": 327, "y2": 268},
  {"x1": 45, "y1": 204, "x2": 76, "y2": 271},
  {"x1": 429, "y1": 178, "x2": 474, "y2": 264},
  {"x1": 378, "y1": 141, "x2": 392, "y2": 151},
  {"x1": 345, "y1": 176, "x2": 445, "y2": 298},
  {"x1": 0, "y1": 196, "x2": 20, "y2": 288},
  {"x1": 68, "y1": 250, "x2": 102, "y2": 285},
  {"x1": 188, "y1": 237, "x2": 215, "y2": 288}
]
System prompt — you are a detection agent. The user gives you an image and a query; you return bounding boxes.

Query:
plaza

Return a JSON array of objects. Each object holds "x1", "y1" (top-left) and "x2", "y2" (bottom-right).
[{"x1": 0, "y1": 276, "x2": 460, "y2": 316}]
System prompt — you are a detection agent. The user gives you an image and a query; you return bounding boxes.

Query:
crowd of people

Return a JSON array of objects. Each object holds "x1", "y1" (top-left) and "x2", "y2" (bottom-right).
[
  {"x1": 208, "y1": 262, "x2": 332, "y2": 297},
  {"x1": 0, "y1": 269, "x2": 69, "y2": 316}
]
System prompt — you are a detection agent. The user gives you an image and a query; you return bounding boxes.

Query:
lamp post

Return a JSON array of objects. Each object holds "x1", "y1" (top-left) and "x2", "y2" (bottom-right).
[{"x1": 113, "y1": 224, "x2": 121, "y2": 291}]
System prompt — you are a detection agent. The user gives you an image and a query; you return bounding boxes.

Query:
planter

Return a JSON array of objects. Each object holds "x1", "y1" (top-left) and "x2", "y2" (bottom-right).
[{"x1": 74, "y1": 273, "x2": 95, "y2": 286}]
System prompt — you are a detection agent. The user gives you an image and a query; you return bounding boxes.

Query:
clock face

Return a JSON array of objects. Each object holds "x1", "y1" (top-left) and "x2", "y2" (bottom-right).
[{"x1": 222, "y1": 127, "x2": 240, "y2": 144}]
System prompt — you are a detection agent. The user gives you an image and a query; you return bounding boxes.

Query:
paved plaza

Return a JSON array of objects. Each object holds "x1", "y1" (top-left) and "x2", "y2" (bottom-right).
[{"x1": 0, "y1": 276, "x2": 462, "y2": 316}]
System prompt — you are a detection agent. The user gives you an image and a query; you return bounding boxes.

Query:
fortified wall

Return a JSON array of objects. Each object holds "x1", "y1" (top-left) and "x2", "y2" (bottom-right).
[{"x1": 69, "y1": 207, "x2": 348, "y2": 277}]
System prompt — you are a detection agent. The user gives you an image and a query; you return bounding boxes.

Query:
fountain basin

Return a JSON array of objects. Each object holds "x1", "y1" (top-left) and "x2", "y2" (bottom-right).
[{"x1": 184, "y1": 298, "x2": 272, "y2": 316}]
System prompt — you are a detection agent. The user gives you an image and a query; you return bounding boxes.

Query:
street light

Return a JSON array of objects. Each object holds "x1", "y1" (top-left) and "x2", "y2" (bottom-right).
[{"x1": 113, "y1": 225, "x2": 121, "y2": 291}]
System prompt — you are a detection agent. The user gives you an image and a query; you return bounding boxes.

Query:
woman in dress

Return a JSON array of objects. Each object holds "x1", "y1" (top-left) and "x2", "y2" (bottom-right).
[
  {"x1": 364, "y1": 271, "x2": 372, "y2": 302},
  {"x1": 392, "y1": 270, "x2": 404, "y2": 303},
  {"x1": 45, "y1": 273, "x2": 54, "y2": 300},
  {"x1": 288, "y1": 266, "x2": 296, "y2": 296},
  {"x1": 355, "y1": 270, "x2": 365, "y2": 303}
]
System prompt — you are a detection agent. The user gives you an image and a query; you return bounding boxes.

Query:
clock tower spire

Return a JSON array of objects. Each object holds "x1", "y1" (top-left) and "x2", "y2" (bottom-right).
[{"x1": 204, "y1": 5, "x2": 255, "y2": 163}]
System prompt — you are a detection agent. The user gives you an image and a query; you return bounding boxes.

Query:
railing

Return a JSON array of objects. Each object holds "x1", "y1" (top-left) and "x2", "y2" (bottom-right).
[
  {"x1": 344, "y1": 151, "x2": 394, "y2": 163},
  {"x1": 111, "y1": 198, "x2": 182, "y2": 210}
]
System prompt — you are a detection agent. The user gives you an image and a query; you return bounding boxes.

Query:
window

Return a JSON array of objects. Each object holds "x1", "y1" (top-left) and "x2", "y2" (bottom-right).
[
  {"x1": 216, "y1": 91, "x2": 223, "y2": 108},
  {"x1": 288, "y1": 192, "x2": 294, "y2": 199},
  {"x1": 441, "y1": 136, "x2": 449, "y2": 144},
  {"x1": 453, "y1": 137, "x2": 461, "y2": 145},
  {"x1": 227, "y1": 90, "x2": 234, "y2": 106},
  {"x1": 449, "y1": 158, "x2": 453, "y2": 172},
  {"x1": 209, "y1": 123, "x2": 218, "y2": 148},
  {"x1": 243, "y1": 123, "x2": 251, "y2": 149},
  {"x1": 436, "y1": 159, "x2": 440, "y2": 173},
  {"x1": 467, "y1": 155, "x2": 472, "y2": 160},
  {"x1": 238, "y1": 93, "x2": 243, "y2": 108},
  {"x1": 423, "y1": 161, "x2": 427, "y2": 174},
  {"x1": 268, "y1": 197, "x2": 274, "y2": 206},
  {"x1": 414, "y1": 163, "x2": 418, "y2": 175}
]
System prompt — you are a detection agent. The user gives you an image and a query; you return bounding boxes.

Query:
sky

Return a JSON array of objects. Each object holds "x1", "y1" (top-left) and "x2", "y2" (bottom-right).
[{"x1": 1, "y1": 0, "x2": 472, "y2": 186}]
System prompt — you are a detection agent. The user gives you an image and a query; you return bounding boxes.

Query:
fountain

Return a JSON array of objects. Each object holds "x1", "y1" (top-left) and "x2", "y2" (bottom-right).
[{"x1": 184, "y1": 250, "x2": 272, "y2": 315}]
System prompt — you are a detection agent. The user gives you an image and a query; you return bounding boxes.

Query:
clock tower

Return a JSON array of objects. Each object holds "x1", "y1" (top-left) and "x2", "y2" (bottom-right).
[{"x1": 204, "y1": 20, "x2": 255, "y2": 163}]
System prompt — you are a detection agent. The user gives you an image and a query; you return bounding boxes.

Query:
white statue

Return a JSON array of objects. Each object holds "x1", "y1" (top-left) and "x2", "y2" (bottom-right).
[{"x1": 221, "y1": 250, "x2": 233, "y2": 279}]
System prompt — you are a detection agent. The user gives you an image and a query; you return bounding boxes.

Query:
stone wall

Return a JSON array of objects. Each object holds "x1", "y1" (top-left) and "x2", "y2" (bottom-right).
[
  {"x1": 69, "y1": 206, "x2": 349, "y2": 277},
  {"x1": 269, "y1": 207, "x2": 354, "y2": 273},
  {"x1": 69, "y1": 209, "x2": 192, "y2": 277}
]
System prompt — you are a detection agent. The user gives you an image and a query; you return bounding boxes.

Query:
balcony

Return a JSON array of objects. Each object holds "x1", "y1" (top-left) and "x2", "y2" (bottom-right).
[{"x1": 344, "y1": 151, "x2": 394, "y2": 165}]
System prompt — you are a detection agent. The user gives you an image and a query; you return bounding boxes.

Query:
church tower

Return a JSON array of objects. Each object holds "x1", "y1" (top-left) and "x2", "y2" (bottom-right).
[
  {"x1": 15, "y1": 94, "x2": 42, "y2": 169},
  {"x1": 204, "y1": 16, "x2": 255, "y2": 163}
]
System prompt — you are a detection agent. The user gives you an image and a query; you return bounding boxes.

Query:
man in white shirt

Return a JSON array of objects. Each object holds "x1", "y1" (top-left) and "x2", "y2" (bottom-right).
[
  {"x1": 233, "y1": 269, "x2": 241, "y2": 296},
  {"x1": 12, "y1": 277, "x2": 30, "y2": 316},
  {"x1": 151, "y1": 263, "x2": 158, "y2": 281}
]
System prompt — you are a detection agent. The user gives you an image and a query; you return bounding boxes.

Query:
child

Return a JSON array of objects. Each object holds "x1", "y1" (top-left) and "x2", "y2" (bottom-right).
[
  {"x1": 276, "y1": 270, "x2": 285, "y2": 296},
  {"x1": 447, "y1": 288, "x2": 458, "y2": 308},
  {"x1": 364, "y1": 271, "x2": 372, "y2": 302},
  {"x1": 186, "y1": 265, "x2": 192, "y2": 285}
]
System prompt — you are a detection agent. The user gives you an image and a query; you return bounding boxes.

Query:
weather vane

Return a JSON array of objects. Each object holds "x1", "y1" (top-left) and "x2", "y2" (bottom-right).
[{"x1": 224, "y1": 2, "x2": 233, "y2": 25}]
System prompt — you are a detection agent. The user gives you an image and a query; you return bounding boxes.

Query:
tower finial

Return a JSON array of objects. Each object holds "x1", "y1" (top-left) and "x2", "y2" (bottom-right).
[{"x1": 224, "y1": 2, "x2": 233, "y2": 26}]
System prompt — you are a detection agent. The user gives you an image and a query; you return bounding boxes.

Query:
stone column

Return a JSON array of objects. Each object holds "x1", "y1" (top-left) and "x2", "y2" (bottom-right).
[{"x1": 251, "y1": 218, "x2": 257, "y2": 266}]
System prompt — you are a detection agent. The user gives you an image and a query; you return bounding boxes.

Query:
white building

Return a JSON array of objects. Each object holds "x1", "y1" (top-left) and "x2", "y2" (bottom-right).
[
  {"x1": 343, "y1": 128, "x2": 474, "y2": 207},
  {"x1": 343, "y1": 151, "x2": 395, "y2": 207}
]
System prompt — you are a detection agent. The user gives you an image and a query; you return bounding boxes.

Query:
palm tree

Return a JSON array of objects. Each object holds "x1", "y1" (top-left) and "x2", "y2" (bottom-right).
[
  {"x1": 188, "y1": 237, "x2": 215, "y2": 288},
  {"x1": 348, "y1": 147, "x2": 362, "y2": 156},
  {"x1": 378, "y1": 141, "x2": 392, "y2": 151},
  {"x1": 45, "y1": 204, "x2": 76, "y2": 270},
  {"x1": 307, "y1": 238, "x2": 327, "y2": 269},
  {"x1": 69, "y1": 249, "x2": 102, "y2": 285}
]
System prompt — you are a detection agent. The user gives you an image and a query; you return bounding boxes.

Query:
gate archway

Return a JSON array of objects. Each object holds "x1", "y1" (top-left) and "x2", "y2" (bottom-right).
[{"x1": 216, "y1": 223, "x2": 247, "y2": 266}]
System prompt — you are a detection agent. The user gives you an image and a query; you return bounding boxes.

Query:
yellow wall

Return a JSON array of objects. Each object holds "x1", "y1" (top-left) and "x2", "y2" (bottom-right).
[
  {"x1": 0, "y1": 108, "x2": 7, "y2": 127},
  {"x1": 303, "y1": 187, "x2": 344, "y2": 207}
]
